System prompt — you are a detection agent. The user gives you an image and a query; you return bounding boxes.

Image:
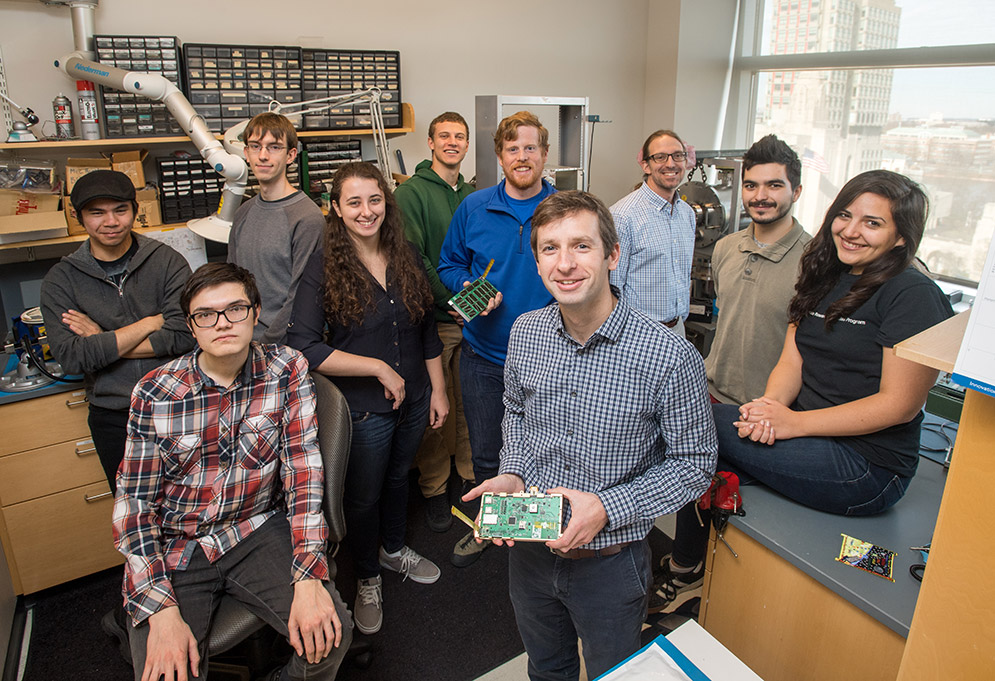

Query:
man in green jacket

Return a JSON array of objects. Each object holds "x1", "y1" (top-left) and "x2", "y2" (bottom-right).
[{"x1": 394, "y1": 111, "x2": 475, "y2": 533}]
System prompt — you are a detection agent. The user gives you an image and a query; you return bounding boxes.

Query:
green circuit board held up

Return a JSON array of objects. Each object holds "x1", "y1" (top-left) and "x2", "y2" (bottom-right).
[
  {"x1": 478, "y1": 490, "x2": 563, "y2": 542},
  {"x1": 448, "y1": 276, "x2": 500, "y2": 323},
  {"x1": 448, "y1": 258, "x2": 499, "y2": 323}
]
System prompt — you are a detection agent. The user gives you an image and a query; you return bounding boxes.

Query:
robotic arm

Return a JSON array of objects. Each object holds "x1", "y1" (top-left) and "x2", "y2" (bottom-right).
[
  {"x1": 47, "y1": 0, "x2": 394, "y2": 244},
  {"x1": 55, "y1": 52, "x2": 248, "y2": 242}
]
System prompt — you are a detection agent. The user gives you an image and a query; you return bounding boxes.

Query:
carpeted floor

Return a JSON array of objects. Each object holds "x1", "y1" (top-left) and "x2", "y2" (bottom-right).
[
  {"x1": 19, "y1": 472, "x2": 523, "y2": 681},
  {"x1": 18, "y1": 472, "x2": 674, "y2": 680}
]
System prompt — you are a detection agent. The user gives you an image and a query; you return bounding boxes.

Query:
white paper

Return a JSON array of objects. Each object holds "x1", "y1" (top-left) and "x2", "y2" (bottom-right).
[
  {"x1": 142, "y1": 226, "x2": 208, "y2": 272},
  {"x1": 953, "y1": 232, "x2": 995, "y2": 396},
  {"x1": 596, "y1": 641, "x2": 692, "y2": 681}
]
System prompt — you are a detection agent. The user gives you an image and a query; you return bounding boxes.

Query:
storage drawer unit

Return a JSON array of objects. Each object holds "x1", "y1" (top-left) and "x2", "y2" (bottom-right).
[
  {"x1": 0, "y1": 390, "x2": 123, "y2": 594},
  {"x1": 94, "y1": 35, "x2": 184, "y2": 137}
]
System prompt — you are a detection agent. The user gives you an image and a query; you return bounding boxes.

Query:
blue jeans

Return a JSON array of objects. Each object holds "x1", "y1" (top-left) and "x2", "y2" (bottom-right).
[
  {"x1": 509, "y1": 541, "x2": 651, "y2": 681},
  {"x1": 344, "y1": 388, "x2": 430, "y2": 578},
  {"x1": 459, "y1": 341, "x2": 505, "y2": 485},
  {"x1": 672, "y1": 403, "x2": 912, "y2": 566},
  {"x1": 128, "y1": 514, "x2": 352, "y2": 681}
]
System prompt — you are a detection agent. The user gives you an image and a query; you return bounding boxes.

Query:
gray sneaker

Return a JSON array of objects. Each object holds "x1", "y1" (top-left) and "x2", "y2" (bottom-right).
[
  {"x1": 354, "y1": 576, "x2": 383, "y2": 635},
  {"x1": 450, "y1": 529, "x2": 490, "y2": 568},
  {"x1": 378, "y1": 545, "x2": 441, "y2": 584}
]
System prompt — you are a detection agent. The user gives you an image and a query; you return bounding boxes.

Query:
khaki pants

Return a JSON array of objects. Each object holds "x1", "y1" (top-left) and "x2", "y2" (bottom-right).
[{"x1": 414, "y1": 322, "x2": 473, "y2": 497}]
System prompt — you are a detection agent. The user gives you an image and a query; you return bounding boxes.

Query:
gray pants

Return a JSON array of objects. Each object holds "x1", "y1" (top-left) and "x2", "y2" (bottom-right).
[{"x1": 128, "y1": 514, "x2": 353, "y2": 681}]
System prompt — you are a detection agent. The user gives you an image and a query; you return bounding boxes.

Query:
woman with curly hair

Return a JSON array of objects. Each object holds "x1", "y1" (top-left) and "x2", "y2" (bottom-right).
[
  {"x1": 289, "y1": 162, "x2": 448, "y2": 635},
  {"x1": 656, "y1": 170, "x2": 953, "y2": 609}
]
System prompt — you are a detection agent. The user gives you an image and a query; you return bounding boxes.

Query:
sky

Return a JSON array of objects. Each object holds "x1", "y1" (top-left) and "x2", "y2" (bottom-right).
[
  {"x1": 891, "y1": 0, "x2": 994, "y2": 119},
  {"x1": 762, "y1": 0, "x2": 995, "y2": 120}
]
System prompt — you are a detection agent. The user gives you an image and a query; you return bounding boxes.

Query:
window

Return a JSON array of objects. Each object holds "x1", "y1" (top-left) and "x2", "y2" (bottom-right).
[{"x1": 739, "y1": 0, "x2": 995, "y2": 283}]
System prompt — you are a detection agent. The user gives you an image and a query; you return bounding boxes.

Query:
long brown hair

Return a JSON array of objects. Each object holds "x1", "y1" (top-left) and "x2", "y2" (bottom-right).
[
  {"x1": 789, "y1": 170, "x2": 928, "y2": 328},
  {"x1": 321, "y1": 162, "x2": 433, "y2": 326}
]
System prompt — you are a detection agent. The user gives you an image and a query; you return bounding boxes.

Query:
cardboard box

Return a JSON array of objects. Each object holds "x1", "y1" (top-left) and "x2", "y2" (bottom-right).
[
  {"x1": 0, "y1": 189, "x2": 68, "y2": 244},
  {"x1": 65, "y1": 158, "x2": 112, "y2": 192},
  {"x1": 111, "y1": 150, "x2": 148, "y2": 188},
  {"x1": 65, "y1": 186, "x2": 162, "y2": 235},
  {"x1": 65, "y1": 151, "x2": 148, "y2": 193},
  {"x1": 135, "y1": 187, "x2": 162, "y2": 228}
]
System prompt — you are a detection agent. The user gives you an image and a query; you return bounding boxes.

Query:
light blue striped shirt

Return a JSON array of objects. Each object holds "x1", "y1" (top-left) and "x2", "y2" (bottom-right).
[
  {"x1": 499, "y1": 296, "x2": 717, "y2": 549},
  {"x1": 610, "y1": 183, "x2": 696, "y2": 323}
]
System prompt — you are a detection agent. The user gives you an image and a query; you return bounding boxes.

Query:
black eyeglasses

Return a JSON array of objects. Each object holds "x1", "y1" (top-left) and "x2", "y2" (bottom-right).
[
  {"x1": 646, "y1": 151, "x2": 688, "y2": 164},
  {"x1": 189, "y1": 304, "x2": 251, "y2": 328}
]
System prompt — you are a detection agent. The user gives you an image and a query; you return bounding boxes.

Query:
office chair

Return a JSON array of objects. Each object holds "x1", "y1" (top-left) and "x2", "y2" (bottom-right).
[{"x1": 207, "y1": 371, "x2": 369, "y2": 677}]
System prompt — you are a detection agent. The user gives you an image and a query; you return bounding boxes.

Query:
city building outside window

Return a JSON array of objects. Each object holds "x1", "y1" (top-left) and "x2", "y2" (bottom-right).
[{"x1": 740, "y1": 0, "x2": 994, "y2": 283}]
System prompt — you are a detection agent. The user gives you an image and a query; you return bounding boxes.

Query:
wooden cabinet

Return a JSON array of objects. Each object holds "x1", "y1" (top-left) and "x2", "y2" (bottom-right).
[
  {"x1": 0, "y1": 390, "x2": 122, "y2": 594},
  {"x1": 700, "y1": 526, "x2": 906, "y2": 681},
  {"x1": 893, "y1": 311, "x2": 995, "y2": 680}
]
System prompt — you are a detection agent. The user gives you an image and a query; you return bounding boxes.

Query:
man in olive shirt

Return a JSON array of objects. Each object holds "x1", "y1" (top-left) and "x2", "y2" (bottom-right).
[
  {"x1": 706, "y1": 135, "x2": 811, "y2": 404},
  {"x1": 395, "y1": 111, "x2": 475, "y2": 532}
]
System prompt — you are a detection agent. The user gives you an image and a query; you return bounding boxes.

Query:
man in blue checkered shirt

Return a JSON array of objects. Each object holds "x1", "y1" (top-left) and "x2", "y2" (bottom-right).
[
  {"x1": 610, "y1": 130, "x2": 696, "y2": 338},
  {"x1": 463, "y1": 191, "x2": 717, "y2": 681}
]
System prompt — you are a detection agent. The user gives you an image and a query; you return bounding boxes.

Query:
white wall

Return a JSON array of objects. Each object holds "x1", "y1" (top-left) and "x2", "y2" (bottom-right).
[
  {"x1": 642, "y1": 0, "x2": 743, "y2": 154},
  {"x1": 0, "y1": 0, "x2": 693, "y2": 205}
]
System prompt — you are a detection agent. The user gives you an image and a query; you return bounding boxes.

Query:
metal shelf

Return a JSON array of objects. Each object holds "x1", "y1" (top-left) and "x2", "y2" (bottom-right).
[{"x1": 0, "y1": 103, "x2": 414, "y2": 151}]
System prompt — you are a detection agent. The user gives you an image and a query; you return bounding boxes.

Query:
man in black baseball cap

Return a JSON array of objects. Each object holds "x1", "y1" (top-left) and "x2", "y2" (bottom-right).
[
  {"x1": 42, "y1": 169, "x2": 195, "y2": 491},
  {"x1": 42, "y1": 168, "x2": 196, "y2": 664},
  {"x1": 70, "y1": 168, "x2": 137, "y2": 214}
]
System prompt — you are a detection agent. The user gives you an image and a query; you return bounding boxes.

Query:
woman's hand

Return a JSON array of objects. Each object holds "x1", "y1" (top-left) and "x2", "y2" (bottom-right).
[
  {"x1": 377, "y1": 363, "x2": 406, "y2": 409},
  {"x1": 428, "y1": 388, "x2": 449, "y2": 430},
  {"x1": 734, "y1": 397, "x2": 803, "y2": 445}
]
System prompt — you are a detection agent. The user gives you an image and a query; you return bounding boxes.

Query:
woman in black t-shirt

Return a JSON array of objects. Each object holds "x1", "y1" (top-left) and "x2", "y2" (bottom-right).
[
  {"x1": 288, "y1": 162, "x2": 448, "y2": 635},
  {"x1": 659, "y1": 170, "x2": 952, "y2": 605}
]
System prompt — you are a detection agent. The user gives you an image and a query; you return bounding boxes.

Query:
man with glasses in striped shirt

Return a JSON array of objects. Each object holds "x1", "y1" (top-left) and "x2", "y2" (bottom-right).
[{"x1": 610, "y1": 130, "x2": 696, "y2": 337}]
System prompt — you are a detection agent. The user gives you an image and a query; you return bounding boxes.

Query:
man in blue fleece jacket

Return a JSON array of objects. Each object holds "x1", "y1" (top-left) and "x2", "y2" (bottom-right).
[{"x1": 438, "y1": 110, "x2": 555, "y2": 567}]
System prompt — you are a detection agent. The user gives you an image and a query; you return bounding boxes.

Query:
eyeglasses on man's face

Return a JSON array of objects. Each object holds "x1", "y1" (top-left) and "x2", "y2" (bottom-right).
[
  {"x1": 189, "y1": 304, "x2": 252, "y2": 328},
  {"x1": 246, "y1": 142, "x2": 288, "y2": 154},
  {"x1": 646, "y1": 151, "x2": 688, "y2": 164}
]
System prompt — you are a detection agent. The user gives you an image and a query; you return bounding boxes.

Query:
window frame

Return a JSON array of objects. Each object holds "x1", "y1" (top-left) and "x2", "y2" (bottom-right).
[{"x1": 726, "y1": 0, "x2": 995, "y2": 285}]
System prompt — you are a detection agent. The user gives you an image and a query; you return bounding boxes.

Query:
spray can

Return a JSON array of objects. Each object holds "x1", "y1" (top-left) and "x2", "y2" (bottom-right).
[
  {"x1": 53, "y1": 93, "x2": 74, "y2": 139},
  {"x1": 76, "y1": 80, "x2": 100, "y2": 140}
]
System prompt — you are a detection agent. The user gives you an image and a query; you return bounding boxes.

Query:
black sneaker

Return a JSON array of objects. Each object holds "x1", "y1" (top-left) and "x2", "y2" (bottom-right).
[
  {"x1": 450, "y1": 530, "x2": 489, "y2": 567},
  {"x1": 425, "y1": 493, "x2": 453, "y2": 533},
  {"x1": 101, "y1": 606, "x2": 132, "y2": 664},
  {"x1": 649, "y1": 557, "x2": 704, "y2": 612}
]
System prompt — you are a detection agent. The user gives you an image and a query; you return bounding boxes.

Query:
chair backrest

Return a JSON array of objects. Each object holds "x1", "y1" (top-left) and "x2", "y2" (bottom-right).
[{"x1": 309, "y1": 371, "x2": 351, "y2": 544}]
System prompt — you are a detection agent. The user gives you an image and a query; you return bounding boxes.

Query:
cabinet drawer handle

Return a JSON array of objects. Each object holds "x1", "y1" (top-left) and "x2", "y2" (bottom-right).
[
  {"x1": 75, "y1": 439, "x2": 97, "y2": 456},
  {"x1": 84, "y1": 491, "x2": 113, "y2": 503},
  {"x1": 66, "y1": 397, "x2": 89, "y2": 408}
]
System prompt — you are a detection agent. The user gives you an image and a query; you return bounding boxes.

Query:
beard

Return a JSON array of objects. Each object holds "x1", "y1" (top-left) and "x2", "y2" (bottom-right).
[
  {"x1": 504, "y1": 164, "x2": 542, "y2": 191},
  {"x1": 748, "y1": 201, "x2": 792, "y2": 225}
]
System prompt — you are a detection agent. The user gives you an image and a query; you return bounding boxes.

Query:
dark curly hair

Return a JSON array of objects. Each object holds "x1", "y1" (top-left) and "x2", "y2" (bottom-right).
[
  {"x1": 743, "y1": 134, "x2": 801, "y2": 190},
  {"x1": 789, "y1": 170, "x2": 928, "y2": 328},
  {"x1": 321, "y1": 162, "x2": 433, "y2": 327}
]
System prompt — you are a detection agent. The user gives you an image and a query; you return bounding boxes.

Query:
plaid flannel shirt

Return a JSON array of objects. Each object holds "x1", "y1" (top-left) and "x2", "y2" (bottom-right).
[{"x1": 112, "y1": 343, "x2": 328, "y2": 624}]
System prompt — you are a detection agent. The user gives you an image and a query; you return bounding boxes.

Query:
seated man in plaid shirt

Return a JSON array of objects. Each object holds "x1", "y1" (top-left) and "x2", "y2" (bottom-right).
[
  {"x1": 463, "y1": 191, "x2": 717, "y2": 681},
  {"x1": 112, "y1": 262, "x2": 352, "y2": 681}
]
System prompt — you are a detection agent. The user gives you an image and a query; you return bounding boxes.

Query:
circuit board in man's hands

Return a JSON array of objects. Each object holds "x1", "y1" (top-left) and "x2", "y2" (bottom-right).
[{"x1": 478, "y1": 491, "x2": 563, "y2": 541}]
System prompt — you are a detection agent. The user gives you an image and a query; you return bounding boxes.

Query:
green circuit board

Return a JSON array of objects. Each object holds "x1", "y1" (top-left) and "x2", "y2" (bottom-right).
[
  {"x1": 478, "y1": 491, "x2": 563, "y2": 541},
  {"x1": 448, "y1": 276, "x2": 500, "y2": 322}
]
